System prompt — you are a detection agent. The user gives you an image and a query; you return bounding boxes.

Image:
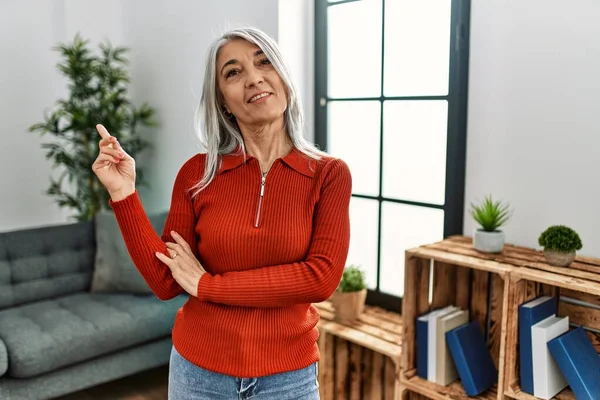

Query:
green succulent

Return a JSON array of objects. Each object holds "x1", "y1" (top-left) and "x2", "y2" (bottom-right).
[
  {"x1": 469, "y1": 195, "x2": 512, "y2": 232},
  {"x1": 538, "y1": 225, "x2": 582, "y2": 253},
  {"x1": 337, "y1": 265, "x2": 366, "y2": 293}
]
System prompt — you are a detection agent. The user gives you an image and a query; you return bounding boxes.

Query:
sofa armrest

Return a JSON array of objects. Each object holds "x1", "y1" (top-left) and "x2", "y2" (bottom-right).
[{"x1": 0, "y1": 338, "x2": 7, "y2": 377}]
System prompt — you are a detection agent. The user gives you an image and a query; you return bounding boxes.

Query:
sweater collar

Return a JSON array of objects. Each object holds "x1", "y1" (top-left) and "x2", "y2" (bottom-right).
[{"x1": 218, "y1": 146, "x2": 315, "y2": 178}]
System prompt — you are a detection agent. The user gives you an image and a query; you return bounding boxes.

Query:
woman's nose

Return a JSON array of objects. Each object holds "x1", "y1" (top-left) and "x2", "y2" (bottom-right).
[{"x1": 245, "y1": 67, "x2": 264, "y2": 87}]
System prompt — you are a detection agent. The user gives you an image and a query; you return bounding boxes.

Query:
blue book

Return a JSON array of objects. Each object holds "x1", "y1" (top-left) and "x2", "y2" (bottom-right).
[
  {"x1": 446, "y1": 321, "x2": 498, "y2": 396},
  {"x1": 518, "y1": 296, "x2": 558, "y2": 394},
  {"x1": 547, "y1": 327, "x2": 600, "y2": 400},
  {"x1": 417, "y1": 314, "x2": 429, "y2": 378}
]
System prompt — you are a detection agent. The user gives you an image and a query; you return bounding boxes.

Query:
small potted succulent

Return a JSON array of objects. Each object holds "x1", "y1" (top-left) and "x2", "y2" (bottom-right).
[
  {"x1": 330, "y1": 265, "x2": 367, "y2": 323},
  {"x1": 538, "y1": 225, "x2": 583, "y2": 267},
  {"x1": 469, "y1": 195, "x2": 512, "y2": 253}
]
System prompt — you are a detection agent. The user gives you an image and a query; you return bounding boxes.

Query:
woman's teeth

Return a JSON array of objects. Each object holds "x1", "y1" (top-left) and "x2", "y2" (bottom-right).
[{"x1": 250, "y1": 93, "x2": 269, "y2": 102}]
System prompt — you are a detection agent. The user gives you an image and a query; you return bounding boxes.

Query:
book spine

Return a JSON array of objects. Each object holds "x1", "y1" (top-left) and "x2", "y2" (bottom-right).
[
  {"x1": 417, "y1": 318, "x2": 428, "y2": 379},
  {"x1": 519, "y1": 309, "x2": 534, "y2": 394},
  {"x1": 428, "y1": 315, "x2": 438, "y2": 381}
]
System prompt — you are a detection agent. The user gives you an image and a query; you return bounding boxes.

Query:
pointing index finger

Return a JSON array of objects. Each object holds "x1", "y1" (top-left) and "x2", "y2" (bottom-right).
[{"x1": 96, "y1": 124, "x2": 111, "y2": 140}]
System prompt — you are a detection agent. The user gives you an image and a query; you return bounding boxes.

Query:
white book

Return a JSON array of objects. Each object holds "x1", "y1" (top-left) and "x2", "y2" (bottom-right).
[
  {"x1": 427, "y1": 305, "x2": 458, "y2": 382},
  {"x1": 531, "y1": 315, "x2": 569, "y2": 399},
  {"x1": 435, "y1": 309, "x2": 469, "y2": 385}
]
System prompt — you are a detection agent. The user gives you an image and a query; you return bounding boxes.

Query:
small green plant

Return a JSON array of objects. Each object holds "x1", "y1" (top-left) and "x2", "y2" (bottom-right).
[
  {"x1": 469, "y1": 195, "x2": 512, "y2": 232},
  {"x1": 337, "y1": 265, "x2": 366, "y2": 293},
  {"x1": 538, "y1": 225, "x2": 582, "y2": 253}
]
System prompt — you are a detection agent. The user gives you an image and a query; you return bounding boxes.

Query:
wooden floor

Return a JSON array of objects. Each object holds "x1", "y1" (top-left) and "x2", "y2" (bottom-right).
[{"x1": 55, "y1": 366, "x2": 168, "y2": 400}]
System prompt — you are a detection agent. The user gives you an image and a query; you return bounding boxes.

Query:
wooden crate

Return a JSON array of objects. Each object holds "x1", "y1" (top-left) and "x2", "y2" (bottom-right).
[
  {"x1": 315, "y1": 301, "x2": 404, "y2": 400},
  {"x1": 402, "y1": 236, "x2": 600, "y2": 400},
  {"x1": 402, "y1": 236, "x2": 515, "y2": 400},
  {"x1": 503, "y1": 257, "x2": 600, "y2": 400}
]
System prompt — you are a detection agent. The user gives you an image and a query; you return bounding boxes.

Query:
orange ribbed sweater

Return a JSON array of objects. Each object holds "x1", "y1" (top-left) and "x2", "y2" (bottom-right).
[{"x1": 108, "y1": 147, "x2": 352, "y2": 378}]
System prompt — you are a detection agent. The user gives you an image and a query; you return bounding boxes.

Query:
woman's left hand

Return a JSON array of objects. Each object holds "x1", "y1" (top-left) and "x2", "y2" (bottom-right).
[{"x1": 155, "y1": 231, "x2": 206, "y2": 297}]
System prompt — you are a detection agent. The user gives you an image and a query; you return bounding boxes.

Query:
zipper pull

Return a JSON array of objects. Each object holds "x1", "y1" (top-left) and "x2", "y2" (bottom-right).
[{"x1": 260, "y1": 176, "x2": 266, "y2": 196}]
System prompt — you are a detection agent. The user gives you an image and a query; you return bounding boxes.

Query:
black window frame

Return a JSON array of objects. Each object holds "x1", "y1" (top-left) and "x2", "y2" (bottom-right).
[{"x1": 314, "y1": 0, "x2": 471, "y2": 313}]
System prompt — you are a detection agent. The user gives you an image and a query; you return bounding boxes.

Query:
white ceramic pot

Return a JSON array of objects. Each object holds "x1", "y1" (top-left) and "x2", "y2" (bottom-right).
[
  {"x1": 543, "y1": 249, "x2": 575, "y2": 267},
  {"x1": 473, "y1": 229, "x2": 505, "y2": 253}
]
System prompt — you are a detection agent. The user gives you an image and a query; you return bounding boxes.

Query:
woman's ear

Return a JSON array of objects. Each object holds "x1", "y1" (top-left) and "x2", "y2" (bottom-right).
[{"x1": 222, "y1": 105, "x2": 235, "y2": 120}]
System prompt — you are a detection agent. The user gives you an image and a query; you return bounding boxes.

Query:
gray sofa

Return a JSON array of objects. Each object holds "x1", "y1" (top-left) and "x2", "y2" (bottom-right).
[{"x1": 0, "y1": 216, "x2": 186, "y2": 399}]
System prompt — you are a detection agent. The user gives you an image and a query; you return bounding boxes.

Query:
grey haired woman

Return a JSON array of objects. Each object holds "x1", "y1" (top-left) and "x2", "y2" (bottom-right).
[{"x1": 92, "y1": 26, "x2": 352, "y2": 399}]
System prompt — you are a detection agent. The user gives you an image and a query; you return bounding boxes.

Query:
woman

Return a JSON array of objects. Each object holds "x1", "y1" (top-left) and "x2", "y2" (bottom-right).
[{"x1": 92, "y1": 27, "x2": 351, "y2": 399}]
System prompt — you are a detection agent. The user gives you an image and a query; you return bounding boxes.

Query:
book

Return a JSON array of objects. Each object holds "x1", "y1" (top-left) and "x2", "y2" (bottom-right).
[
  {"x1": 518, "y1": 296, "x2": 558, "y2": 394},
  {"x1": 435, "y1": 309, "x2": 469, "y2": 385},
  {"x1": 548, "y1": 327, "x2": 600, "y2": 400},
  {"x1": 416, "y1": 305, "x2": 457, "y2": 380},
  {"x1": 427, "y1": 306, "x2": 458, "y2": 382},
  {"x1": 416, "y1": 313, "x2": 429, "y2": 379},
  {"x1": 446, "y1": 321, "x2": 498, "y2": 396},
  {"x1": 531, "y1": 315, "x2": 569, "y2": 399}
]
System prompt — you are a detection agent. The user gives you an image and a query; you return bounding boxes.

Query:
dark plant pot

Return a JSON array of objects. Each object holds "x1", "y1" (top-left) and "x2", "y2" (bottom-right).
[
  {"x1": 543, "y1": 248, "x2": 575, "y2": 267},
  {"x1": 330, "y1": 288, "x2": 367, "y2": 323},
  {"x1": 473, "y1": 229, "x2": 505, "y2": 253}
]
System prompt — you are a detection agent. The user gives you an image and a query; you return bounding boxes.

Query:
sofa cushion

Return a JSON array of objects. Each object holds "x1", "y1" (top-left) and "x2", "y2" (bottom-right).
[
  {"x1": 91, "y1": 210, "x2": 167, "y2": 294},
  {"x1": 0, "y1": 292, "x2": 187, "y2": 378},
  {"x1": 0, "y1": 221, "x2": 95, "y2": 310},
  {"x1": 0, "y1": 338, "x2": 6, "y2": 377}
]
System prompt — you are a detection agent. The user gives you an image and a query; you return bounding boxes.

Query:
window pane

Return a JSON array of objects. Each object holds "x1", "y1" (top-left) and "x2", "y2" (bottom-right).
[
  {"x1": 382, "y1": 100, "x2": 447, "y2": 205},
  {"x1": 384, "y1": 0, "x2": 451, "y2": 96},
  {"x1": 347, "y1": 197, "x2": 379, "y2": 290},
  {"x1": 328, "y1": 0, "x2": 382, "y2": 98},
  {"x1": 328, "y1": 101, "x2": 381, "y2": 196},
  {"x1": 380, "y1": 202, "x2": 444, "y2": 297}
]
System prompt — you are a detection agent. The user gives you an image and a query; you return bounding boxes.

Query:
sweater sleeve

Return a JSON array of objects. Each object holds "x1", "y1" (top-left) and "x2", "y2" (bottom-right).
[
  {"x1": 108, "y1": 155, "x2": 201, "y2": 300},
  {"x1": 197, "y1": 158, "x2": 352, "y2": 307}
]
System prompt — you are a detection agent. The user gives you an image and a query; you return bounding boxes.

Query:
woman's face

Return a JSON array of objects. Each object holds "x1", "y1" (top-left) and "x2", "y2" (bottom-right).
[{"x1": 217, "y1": 39, "x2": 288, "y2": 128}]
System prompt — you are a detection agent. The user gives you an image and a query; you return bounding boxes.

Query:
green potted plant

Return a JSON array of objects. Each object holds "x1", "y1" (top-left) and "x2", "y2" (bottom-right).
[
  {"x1": 469, "y1": 195, "x2": 512, "y2": 253},
  {"x1": 29, "y1": 33, "x2": 156, "y2": 221},
  {"x1": 538, "y1": 225, "x2": 583, "y2": 267},
  {"x1": 330, "y1": 265, "x2": 367, "y2": 323}
]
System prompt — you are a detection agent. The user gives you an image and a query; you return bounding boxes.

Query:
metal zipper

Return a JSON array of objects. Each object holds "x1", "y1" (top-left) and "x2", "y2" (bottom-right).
[{"x1": 254, "y1": 171, "x2": 267, "y2": 228}]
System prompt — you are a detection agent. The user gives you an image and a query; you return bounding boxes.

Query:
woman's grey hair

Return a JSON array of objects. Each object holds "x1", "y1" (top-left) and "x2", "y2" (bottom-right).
[{"x1": 190, "y1": 26, "x2": 326, "y2": 197}]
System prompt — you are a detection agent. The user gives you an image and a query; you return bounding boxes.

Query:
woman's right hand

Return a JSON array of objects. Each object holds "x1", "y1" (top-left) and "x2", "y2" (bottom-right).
[{"x1": 92, "y1": 124, "x2": 136, "y2": 201}]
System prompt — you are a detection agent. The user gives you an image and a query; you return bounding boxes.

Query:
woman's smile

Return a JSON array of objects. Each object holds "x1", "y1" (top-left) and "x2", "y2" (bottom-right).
[{"x1": 247, "y1": 91, "x2": 272, "y2": 104}]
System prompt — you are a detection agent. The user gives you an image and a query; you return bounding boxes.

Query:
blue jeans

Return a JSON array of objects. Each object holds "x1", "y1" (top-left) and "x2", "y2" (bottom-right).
[{"x1": 168, "y1": 346, "x2": 320, "y2": 399}]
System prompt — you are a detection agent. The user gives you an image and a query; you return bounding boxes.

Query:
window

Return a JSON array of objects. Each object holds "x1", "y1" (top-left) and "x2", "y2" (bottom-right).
[{"x1": 315, "y1": 0, "x2": 471, "y2": 312}]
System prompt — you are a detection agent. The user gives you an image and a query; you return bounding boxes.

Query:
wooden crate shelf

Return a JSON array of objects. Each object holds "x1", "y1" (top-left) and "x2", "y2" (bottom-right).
[
  {"x1": 404, "y1": 236, "x2": 600, "y2": 400},
  {"x1": 315, "y1": 301, "x2": 404, "y2": 400},
  {"x1": 503, "y1": 266, "x2": 600, "y2": 400},
  {"x1": 402, "y1": 237, "x2": 514, "y2": 400}
]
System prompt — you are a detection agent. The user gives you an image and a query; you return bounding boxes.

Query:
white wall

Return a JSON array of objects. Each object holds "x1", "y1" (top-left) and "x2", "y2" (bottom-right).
[
  {"x1": 0, "y1": 0, "x2": 278, "y2": 232},
  {"x1": 278, "y1": 0, "x2": 315, "y2": 142},
  {"x1": 464, "y1": 0, "x2": 600, "y2": 256}
]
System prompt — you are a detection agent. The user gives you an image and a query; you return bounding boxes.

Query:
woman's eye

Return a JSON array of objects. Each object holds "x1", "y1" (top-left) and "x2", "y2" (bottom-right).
[
  {"x1": 260, "y1": 58, "x2": 272, "y2": 66},
  {"x1": 226, "y1": 69, "x2": 239, "y2": 78}
]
